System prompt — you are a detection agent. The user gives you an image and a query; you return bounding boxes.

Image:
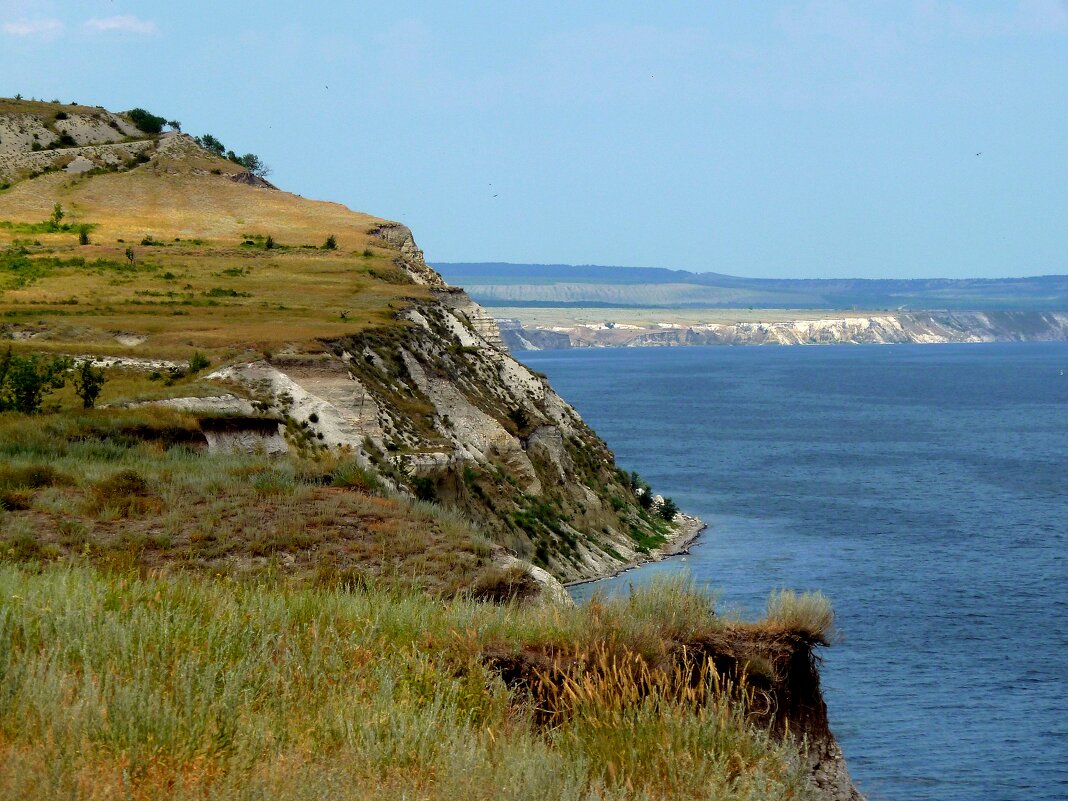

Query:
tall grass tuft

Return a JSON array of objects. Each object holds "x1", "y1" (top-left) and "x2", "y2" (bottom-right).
[{"x1": 764, "y1": 588, "x2": 836, "y2": 644}]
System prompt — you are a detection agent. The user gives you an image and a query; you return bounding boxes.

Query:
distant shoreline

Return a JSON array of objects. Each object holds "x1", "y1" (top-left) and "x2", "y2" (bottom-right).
[{"x1": 497, "y1": 309, "x2": 1068, "y2": 351}]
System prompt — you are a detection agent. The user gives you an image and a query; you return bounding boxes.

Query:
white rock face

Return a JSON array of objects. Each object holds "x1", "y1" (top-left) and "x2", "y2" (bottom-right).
[
  {"x1": 208, "y1": 360, "x2": 382, "y2": 463},
  {"x1": 501, "y1": 311, "x2": 1068, "y2": 350},
  {"x1": 0, "y1": 107, "x2": 156, "y2": 183}
]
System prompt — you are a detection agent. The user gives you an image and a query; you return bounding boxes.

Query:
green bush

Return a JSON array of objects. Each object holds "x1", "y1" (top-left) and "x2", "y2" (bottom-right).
[
  {"x1": 196, "y1": 133, "x2": 226, "y2": 157},
  {"x1": 323, "y1": 234, "x2": 337, "y2": 250},
  {"x1": 658, "y1": 497, "x2": 679, "y2": 521},
  {"x1": 126, "y1": 108, "x2": 167, "y2": 134},
  {"x1": 188, "y1": 351, "x2": 211, "y2": 373},
  {"x1": 0, "y1": 347, "x2": 70, "y2": 414},
  {"x1": 72, "y1": 360, "x2": 106, "y2": 409},
  {"x1": 47, "y1": 203, "x2": 64, "y2": 231}
]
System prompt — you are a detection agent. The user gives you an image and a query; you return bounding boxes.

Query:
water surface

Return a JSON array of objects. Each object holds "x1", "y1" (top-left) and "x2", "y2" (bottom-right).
[{"x1": 521, "y1": 342, "x2": 1068, "y2": 801}]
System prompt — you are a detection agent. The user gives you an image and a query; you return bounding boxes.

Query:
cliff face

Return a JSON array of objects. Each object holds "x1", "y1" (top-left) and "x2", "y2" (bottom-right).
[
  {"x1": 502, "y1": 310, "x2": 1068, "y2": 350},
  {"x1": 209, "y1": 227, "x2": 674, "y2": 583}
]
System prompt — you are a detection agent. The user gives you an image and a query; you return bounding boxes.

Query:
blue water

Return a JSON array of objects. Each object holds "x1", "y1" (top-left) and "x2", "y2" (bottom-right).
[{"x1": 519, "y1": 342, "x2": 1068, "y2": 801}]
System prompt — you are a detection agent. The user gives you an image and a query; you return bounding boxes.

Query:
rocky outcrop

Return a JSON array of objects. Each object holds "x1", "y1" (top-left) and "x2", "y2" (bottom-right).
[
  {"x1": 194, "y1": 229, "x2": 671, "y2": 583},
  {"x1": 369, "y1": 222, "x2": 447, "y2": 287},
  {"x1": 501, "y1": 310, "x2": 1068, "y2": 350},
  {"x1": 0, "y1": 105, "x2": 154, "y2": 183}
]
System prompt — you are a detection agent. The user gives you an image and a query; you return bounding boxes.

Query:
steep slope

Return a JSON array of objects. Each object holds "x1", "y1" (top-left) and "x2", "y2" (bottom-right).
[{"x1": 0, "y1": 100, "x2": 675, "y2": 583}]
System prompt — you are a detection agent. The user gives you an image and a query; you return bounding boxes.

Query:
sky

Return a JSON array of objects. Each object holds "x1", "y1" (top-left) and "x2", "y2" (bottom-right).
[{"x1": 2, "y1": 1, "x2": 1066, "y2": 279}]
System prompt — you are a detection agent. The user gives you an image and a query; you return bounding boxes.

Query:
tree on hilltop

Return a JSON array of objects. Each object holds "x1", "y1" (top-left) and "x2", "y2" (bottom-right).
[
  {"x1": 126, "y1": 108, "x2": 167, "y2": 134},
  {"x1": 196, "y1": 133, "x2": 226, "y2": 157},
  {"x1": 237, "y1": 153, "x2": 270, "y2": 177}
]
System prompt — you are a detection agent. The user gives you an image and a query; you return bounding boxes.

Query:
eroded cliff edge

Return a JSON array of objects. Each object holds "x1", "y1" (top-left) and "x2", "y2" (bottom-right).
[{"x1": 206, "y1": 223, "x2": 679, "y2": 585}]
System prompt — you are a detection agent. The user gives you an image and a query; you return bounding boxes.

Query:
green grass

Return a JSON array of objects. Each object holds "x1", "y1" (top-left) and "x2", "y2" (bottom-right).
[{"x1": 0, "y1": 566, "x2": 813, "y2": 801}]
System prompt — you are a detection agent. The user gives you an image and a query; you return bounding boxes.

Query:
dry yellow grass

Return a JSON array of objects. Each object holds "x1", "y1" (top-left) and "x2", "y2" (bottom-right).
[{"x1": 0, "y1": 140, "x2": 427, "y2": 360}]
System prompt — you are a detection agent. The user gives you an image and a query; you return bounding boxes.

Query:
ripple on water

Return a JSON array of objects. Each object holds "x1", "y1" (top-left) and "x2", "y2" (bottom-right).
[{"x1": 526, "y1": 342, "x2": 1068, "y2": 801}]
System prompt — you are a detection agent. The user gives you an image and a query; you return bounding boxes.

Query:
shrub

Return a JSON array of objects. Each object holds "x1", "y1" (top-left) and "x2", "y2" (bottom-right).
[
  {"x1": 0, "y1": 348, "x2": 70, "y2": 414},
  {"x1": 411, "y1": 476, "x2": 437, "y2": 502},
  {"x1": 323, "y1": 234, "x2": 337, "y2": 250},
  {"x1": 265, "y1": 235, "x2": 275, "y2": 250},
  {"x1": 188, "y1": 351, "x2": 211, "y2": 373},
  {"x1": 72, "y1": 360, "x2": 106, "y2": 408},
  {"x1": 330, "y1": 461, "x2": 381, "y2": 493},
  {"x1": 0, "y1": 463, "x2": 72, "y2": 511},
  {"x1": 78, "y1": 227, "x2": 90, "y2": 245},
  {"x1": 48, "y1": 203, "x2": 64, "y2": 231},
  {"x1": 658, "y1": 496, "x2": 679, "y2": 521},
  {"x1": 126, "y1": 108, "x2": 167, "y2": 134},
  {"x1": 88, "y1": 469, "x2": 160, "y2": 516}
]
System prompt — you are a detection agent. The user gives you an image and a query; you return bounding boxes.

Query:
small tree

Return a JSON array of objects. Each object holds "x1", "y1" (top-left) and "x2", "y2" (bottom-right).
[
  {"x1": 78, "y1": 227, "x2": 90, "y2": 245},
  {"x1": 0, "y1": 348, "x2": 71, "y2": 414},
  {"x1": 323, "y1": 234, "x2": 337, "y2": 250},
  {"x1": 238, "y1": 153, "x2": 270, "y2": 177},
  {"x1": 48, "y1": 203, "x2": 64, "y2": 231},
  {"x1": 197, "y1": 134, "x2": 226, "y2": 157},
  {"x1": 265, "y1": 235, "x2": 275, "y2": 250},
  {"x1": 658, "y1": 496, "x2": 679, "y2": 521},
  {"x1": 124, "y1": 247, "x2": 135, "y2": 263},
  {"x1": 72, "y1": 360, "x2": 106, "y2": 408},
  {"x1": 167, "y1": 119, "x2": 182, "y2": 132}
]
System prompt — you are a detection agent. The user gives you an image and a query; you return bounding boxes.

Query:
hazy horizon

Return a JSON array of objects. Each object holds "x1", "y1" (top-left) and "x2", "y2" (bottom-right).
[{"x1": 433, "y1": 260, "x2": 1068, "y2": 282}]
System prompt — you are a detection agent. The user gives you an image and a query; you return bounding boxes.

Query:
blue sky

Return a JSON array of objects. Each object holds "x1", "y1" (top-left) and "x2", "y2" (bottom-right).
[{"x1": 2, "y1": 1, "x2": 1066, "y2": 278}]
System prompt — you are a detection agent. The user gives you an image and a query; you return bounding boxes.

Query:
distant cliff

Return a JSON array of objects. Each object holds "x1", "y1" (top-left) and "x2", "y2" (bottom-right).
[{"x1": 499, "y1": 311, "x2": 1068, "y2": 350}]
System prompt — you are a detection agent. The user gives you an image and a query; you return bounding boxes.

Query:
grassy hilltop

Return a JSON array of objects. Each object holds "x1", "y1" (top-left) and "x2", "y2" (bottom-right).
[
  {"x1": 0, "y1": 132, "x2": 420, "y2": 361},
  {"x1": 0, "y1": 100, "x2": 855, "y2": 800}
]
